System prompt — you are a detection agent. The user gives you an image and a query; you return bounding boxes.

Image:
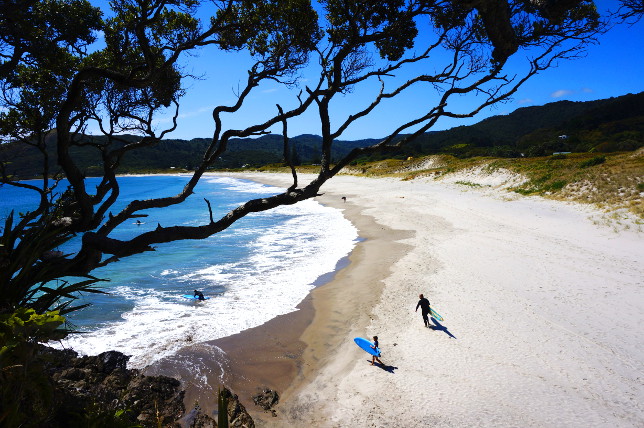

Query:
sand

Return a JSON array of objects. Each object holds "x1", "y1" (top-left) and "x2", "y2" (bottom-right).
[{"x1": 218, "y1": 172, "x2": 644, "y2": 428}]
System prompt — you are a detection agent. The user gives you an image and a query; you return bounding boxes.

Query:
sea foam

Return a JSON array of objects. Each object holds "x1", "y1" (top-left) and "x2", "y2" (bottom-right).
[{"x1": 56, "y1": 176, "x2": 358, "y2": 368}]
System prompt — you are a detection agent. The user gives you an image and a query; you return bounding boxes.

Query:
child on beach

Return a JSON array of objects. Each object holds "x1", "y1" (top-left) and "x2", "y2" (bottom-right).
[{"x1": 371, "y1": 336, "x2": 384, "y2": 366}]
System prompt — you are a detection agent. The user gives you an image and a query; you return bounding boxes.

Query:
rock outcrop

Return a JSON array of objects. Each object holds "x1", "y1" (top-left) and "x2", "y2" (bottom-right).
[
  {"x1": 222, "y1": 388, "x2": 255, "y2": 428},
  {"x1": 36, "y1": 345, "x2": 255, "y2": 428},
  {"x1": 39, "y1": 346, "x2": 185, "y2": 426},
  {"x1": 252, "y1": 388, "x2": 279, "y2": 417}
]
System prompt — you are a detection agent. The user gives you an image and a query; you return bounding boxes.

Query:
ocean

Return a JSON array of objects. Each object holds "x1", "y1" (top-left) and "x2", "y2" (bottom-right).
[{"x1": 1, "y1": 175, "x2": 358, "y2": 368}]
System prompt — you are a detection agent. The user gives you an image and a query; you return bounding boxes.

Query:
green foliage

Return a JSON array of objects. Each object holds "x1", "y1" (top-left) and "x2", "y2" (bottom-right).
[
  {"x1": 455, "y1": 181, "x2": 483, "y2": 188},
  {"x1": 579, "y1": 155, "x2": 606, "y2": 168},
  {"x1": 513, "y1": 187, "x2": 533, "y2": 195},
  {"x1": 216, "y1": 0, "x2": 320, "y2": 68},
  {"x1": 0, "y1": 308, "x2": 66, "y2": 426},
  {"x1": 324, "y1": 0, "x2": 419, "y2": 61},
  {"x1": 0, "y1": 209, "x2": 106, "y2": 317},
  {"x1": 0, "y1": 202, "x2": 104, "y2": 427},
  {"x1": 66, "y1": 406, "x2": 142, "y2": 428},
  {"x1": 513, "y1": 172, "x2": 567, "y2": 195},
  {"x1": 547, "y1": 180, "x2": 567, "y2": 191},
  {"x1": 0, "y1": 308, "x2": 66, "y2": 347},
  {"x1": 0, "y1": 0, "x2": 102, "y2": 141}
]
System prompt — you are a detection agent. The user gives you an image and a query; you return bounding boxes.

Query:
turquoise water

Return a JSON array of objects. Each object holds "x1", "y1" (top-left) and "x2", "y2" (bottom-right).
[{"x1": 1, "y1": 175, "x2": 358, "y2": 367}]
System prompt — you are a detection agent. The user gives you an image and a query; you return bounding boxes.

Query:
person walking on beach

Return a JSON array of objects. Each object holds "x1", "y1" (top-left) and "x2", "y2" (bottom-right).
[
  {"x1": 416, "y1": 294, "x2": 432, "y2": 327},
  {"x1": 371, "y1": 336, "x2": 384, "y2": 366}
]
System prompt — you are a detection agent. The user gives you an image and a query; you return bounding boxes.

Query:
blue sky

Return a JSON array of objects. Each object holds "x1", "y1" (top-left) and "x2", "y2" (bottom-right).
[{"x1": 93, "y1": 1, "x2": 644, "y2": 141}]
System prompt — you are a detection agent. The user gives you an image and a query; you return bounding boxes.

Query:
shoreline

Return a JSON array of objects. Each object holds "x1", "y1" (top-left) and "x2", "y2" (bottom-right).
[
  {"x1": 145, "y1": 172, "x2": 410, "y2": 423},
  {"x1": 221, "y1": 173, "x2": 413, "y2": 425},
  {"x1": 242, "y1": 174, "x2": 414, "y2": 425},
  {"x1": 148, "y1": 172, "x2": 642, "y2": 427}
]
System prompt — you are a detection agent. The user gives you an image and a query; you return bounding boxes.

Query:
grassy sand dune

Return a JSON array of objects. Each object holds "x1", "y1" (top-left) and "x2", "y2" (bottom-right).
[{"x1": 251, "y1": 148, "x2": 643, "y2": 223}]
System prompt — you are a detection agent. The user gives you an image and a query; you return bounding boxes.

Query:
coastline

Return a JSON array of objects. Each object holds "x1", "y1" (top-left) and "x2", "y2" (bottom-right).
[
  {"x1": 145, "y1": 172, "x2": 410, "y2": 423},
  {"x1": 234, "y1": 173, "x2": 414, "y2": 425},
  {"x1": 151, "y1": 172, "x2": 643, "y2": 427}
]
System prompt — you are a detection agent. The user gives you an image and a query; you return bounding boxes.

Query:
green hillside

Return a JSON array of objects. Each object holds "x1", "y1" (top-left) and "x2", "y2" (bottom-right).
[
  {"x1": 362, "y1": 91, "x2": 644, "y2": 161},
  {"x1": 1, "y1": 92, "x2": 642, "y2": 178}
]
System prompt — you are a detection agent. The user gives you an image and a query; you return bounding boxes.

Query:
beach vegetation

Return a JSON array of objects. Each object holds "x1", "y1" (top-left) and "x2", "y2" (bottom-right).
[
  {"x1": 0, "y1": 308, "x2": 65, "y2": 426},
  {"x1": 64, "y1": 406, "x2": 142, "y2": 428},
  {"x1": 455, "y1": 181, "x2": 484, "y2": 188},
  {"x1": 579, "y1": 155, "x2": 606, "y2": 168},
  {"x1": 548, "y1": 180, "x2": 568, "y2": 191},
  {"x1": 251, "y1": 148, "x2": 641, "y2": 217},
  {"x1": 310, "y1": 148, "x2": 641, "y2": 216}
]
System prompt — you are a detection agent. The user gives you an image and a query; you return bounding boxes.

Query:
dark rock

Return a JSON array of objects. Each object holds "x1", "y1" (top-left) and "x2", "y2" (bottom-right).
[
  {"x1": 102, "y1": 372, "x2": 130, "y2": 390},
  {"x1": 37, "y1": 345, "x2": 184, "y2": 427},
  {"x1": 56, "y1": 367, "x2": 89, "y2": 381},
  {"x1": 178, "y1": 404, "x2": 217, "y2": 428},
  {"x1": 34, "y1": 345, "x2": 254, "y2": 428},
  {"x1": 252, "y1": 388, "x2": 279, "y2": 411},
  {"x1": 223, "y1": 388, "x2": 255, "y2": 428},
  {"x1": 97, "y1": 350, "x2": 130, "y2": 373},
  {"x1": 122, "y1": 374, "x2": 185, "y2": 425}
]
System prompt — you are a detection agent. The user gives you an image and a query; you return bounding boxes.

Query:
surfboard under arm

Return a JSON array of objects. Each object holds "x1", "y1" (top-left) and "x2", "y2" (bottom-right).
[
  {"x1": 354, "y1": 337, "x2": 381, "y2": 357},
  {"x1": 430, "y1": 307, "x2": 443, "y2": 321}
]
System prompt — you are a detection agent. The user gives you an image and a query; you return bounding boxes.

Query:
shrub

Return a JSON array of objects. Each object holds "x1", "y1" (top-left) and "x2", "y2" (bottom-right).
[
  {"x1": 579, "y1": 156, "x2": 606, "y2": 168},
  {"x1": 455, "y1": 181, "x2": 482, "y2": 187},
  {"x1": 547, "y1": 180, "x2": 567, "y2": 191},
  {"x1": 0, "y1": 309, "x2": 67, "y2": 426}
]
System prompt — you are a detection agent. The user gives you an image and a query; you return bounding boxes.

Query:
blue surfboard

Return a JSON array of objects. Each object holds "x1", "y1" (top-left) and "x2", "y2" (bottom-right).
[
  {"x1": 182, "y1": 294, "x2": 210, "y2": 300},
  {"x1": 430, "y1": 307, "x2": 443, "y2": 321},
  {"x1": 354, "y1": 337, "x2": 380, "y2": 357}
]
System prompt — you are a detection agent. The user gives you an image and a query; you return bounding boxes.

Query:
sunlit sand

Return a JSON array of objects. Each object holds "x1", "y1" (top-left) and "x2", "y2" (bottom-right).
[{"x1": 219, "y1": 172, "x2": 643, "y2": 427}]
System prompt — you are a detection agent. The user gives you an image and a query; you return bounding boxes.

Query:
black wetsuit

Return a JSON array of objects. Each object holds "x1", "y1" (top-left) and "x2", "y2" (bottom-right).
[
  {"x1": 194, "y1": 291, "x2": 205, "y2": 301},
  {"x1": 416, "y1": 297, "x2": 431, "y2": 327}
]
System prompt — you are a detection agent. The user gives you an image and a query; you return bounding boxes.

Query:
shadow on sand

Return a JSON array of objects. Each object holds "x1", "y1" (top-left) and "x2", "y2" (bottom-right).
[
  {"x1": 367, "y1": 360, "x2": 398, "y2": 373},
  {"x1": 429, "y1": 317, "x2": 456, "y2": 339}
]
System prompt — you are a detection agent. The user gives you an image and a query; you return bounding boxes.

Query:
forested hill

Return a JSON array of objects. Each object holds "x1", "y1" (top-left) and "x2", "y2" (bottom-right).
[
  {"x1": 388, "y1": 90, "x2": 644, "y2": 160},
  {"x1": 2, "y1": 92, "x2": 642, "y2": 177}
]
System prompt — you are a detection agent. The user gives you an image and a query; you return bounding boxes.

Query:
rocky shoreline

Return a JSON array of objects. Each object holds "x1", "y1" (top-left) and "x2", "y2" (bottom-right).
[{"x1": 37, "y1": 345, "x2": 257, "y2": 427}]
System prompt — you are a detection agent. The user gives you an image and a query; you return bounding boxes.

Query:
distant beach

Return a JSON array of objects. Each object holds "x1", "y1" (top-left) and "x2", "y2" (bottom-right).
[{"x1": 202, "y1": 172, "x2": 643, "y2": 427}]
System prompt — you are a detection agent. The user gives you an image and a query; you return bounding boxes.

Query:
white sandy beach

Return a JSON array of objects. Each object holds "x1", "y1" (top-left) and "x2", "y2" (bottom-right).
[{"x1": 222, "y1": 172, "x2": 643, "y2": 427}]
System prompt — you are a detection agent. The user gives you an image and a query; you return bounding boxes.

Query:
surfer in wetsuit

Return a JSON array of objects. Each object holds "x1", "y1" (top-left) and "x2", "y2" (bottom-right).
[
  {"x1": 194, "y1": 290, "x2": 205, "y2": 301},
  {"x1": 371, "y1": 336, "x2": 384, "y2": 366},
  {"x1": 416, "y1": 294, "x2": 431, "y2": 327}
]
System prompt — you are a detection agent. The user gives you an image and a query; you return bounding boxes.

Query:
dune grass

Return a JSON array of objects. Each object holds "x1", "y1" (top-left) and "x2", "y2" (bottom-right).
[{"x1": 243, "y1": 149, "x2": 644, "y2": 219}]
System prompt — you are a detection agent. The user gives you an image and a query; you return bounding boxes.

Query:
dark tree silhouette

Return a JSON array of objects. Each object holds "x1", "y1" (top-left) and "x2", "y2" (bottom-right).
[
  {"x1": 0, "y1": 0, "x2": 605, "y2": 317},
  {"x1": 618, "y1": 0, "x2": 644, "y2": 22}
]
